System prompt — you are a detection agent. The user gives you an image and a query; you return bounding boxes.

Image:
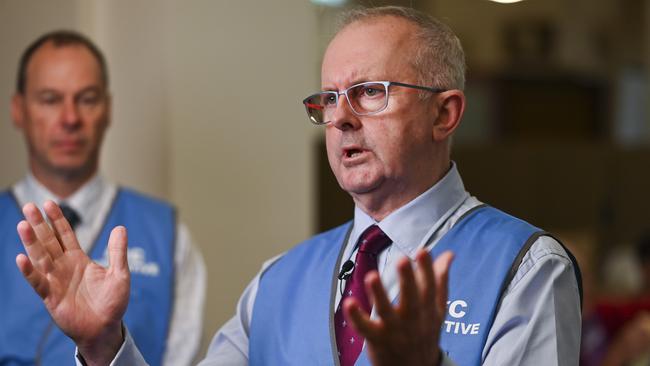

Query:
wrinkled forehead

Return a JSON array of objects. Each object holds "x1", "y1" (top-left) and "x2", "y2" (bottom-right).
[{"x1": 321, "y1": 17, "x2": 419, "y2": 90}]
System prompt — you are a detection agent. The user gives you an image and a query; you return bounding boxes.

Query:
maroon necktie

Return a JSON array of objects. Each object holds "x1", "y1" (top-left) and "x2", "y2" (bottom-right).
[{"x1": 335, "y1": 225, "x2": 392, "y2": 366}]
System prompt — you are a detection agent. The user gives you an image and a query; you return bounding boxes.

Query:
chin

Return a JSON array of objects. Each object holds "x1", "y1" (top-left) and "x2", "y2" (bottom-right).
[
  {"x1": 334, "y1": 166, "x2": 385, "y2": 195},
  {"x1": 51, "y1": 160, "x2": 87, "y2": 172},
  {"x1": 340, "y1": 178, "x2": 382, "y2": 196},
  {"x1": 48, "y1": 160, "x2": 94, "y2": 179}
]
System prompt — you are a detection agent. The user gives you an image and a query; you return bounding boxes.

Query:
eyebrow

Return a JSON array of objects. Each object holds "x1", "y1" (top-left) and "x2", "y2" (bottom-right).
[
  {"x1": 76, "y1": 86, "x2": 104, "y2": 95},
  {"x1": 321, "y1": 68, "x2": 370, "y2": 91},
  {"x1": 34, "y1": 85, "x2": 104, "y2": 95},
  {"x1": 321, "y1": 79, "x2": 374, "y2": 91}
]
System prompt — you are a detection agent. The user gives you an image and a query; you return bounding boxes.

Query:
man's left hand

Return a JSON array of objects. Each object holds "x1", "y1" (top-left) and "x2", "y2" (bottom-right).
[{"x1": 344, "y1": 250, "x2": 454, "y2": 366}]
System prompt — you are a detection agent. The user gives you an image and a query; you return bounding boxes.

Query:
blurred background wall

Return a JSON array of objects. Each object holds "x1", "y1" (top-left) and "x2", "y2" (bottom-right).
[{"x1": 1, "y1": 0, "x2": 650, "y2": 358}]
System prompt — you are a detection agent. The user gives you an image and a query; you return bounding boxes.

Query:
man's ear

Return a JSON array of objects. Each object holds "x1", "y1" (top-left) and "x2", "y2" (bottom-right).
[
  {"x1": 11, "y1": 93, "x2": 26, "y2": 130},
  {"x1": 432, "y1": 90, "x2": 465, "y2": 142}
]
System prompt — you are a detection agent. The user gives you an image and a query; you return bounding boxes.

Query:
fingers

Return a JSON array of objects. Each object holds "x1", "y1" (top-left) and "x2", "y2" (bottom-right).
[
  {"x1": 365, "y1": 271, "x2": 397, "y2": 327},
  {"x1": 347, "y1": 250, "x2": 455, "y2": 360},
  {"x1": 397, "y1": 250, "x2": 454, "y2": 324},
  {"x1": 433, "y1": 251, "x2": 454, "y2": 311},
  {"x1": 43, "y1": 200, "x2": 81, "y2": 252},
  {"x1": 22, "y1": 203, "x2": 63, "y2": 259},
  {"x1": 415, "y1": 250, "x2": 436, "y2": 309},
  {"x1": 344, "y1": 297, "x2": 380, "y2": 340},
  {"x1": 17, "y1": 219, "x2": 54, "y2": 273},
  {"x1": 107, "y1": 226, "x2": 129, "y2": 274},
  {"x1": 397, "y1": 256, "x2": 418, "y2": 317},
  {"x1": 16, "y1": 253, "x2": 49, "y2": 298}
]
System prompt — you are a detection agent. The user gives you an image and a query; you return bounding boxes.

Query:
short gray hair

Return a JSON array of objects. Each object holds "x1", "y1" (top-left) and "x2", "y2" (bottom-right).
[{"x1": 336, "y1": 6, "x2": 466, "y2": 91}]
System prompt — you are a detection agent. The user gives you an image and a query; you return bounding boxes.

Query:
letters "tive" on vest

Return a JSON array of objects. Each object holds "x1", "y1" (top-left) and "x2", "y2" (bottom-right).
[{"x1": 444, "y1": 300, "x2": 481, "y2": 335}]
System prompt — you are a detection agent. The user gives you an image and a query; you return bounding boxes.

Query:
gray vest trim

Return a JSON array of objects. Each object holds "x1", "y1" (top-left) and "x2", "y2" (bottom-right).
[
  {"x1": 455, "y1": 204, "x2": 487, "y2": 225},
  {"x1": 498, "y1": 231, "x2": 583, "y2": 311},
  {"x1": 424, "y1": 204, "x2": 487, "y2": 250},
  {"x1": 329, "y1": 224, "x2": 353, "y2": 366}
]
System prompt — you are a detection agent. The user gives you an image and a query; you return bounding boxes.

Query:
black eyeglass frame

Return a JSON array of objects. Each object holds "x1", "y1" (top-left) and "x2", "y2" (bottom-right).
[{"x1": 302, "y1": 81, "x2": 448, "y2": 125}]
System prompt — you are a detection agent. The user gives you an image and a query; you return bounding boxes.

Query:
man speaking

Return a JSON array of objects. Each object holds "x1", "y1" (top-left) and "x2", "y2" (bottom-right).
[{"x1": 14, "y1": 7, "x2": 580, "y2": 366}]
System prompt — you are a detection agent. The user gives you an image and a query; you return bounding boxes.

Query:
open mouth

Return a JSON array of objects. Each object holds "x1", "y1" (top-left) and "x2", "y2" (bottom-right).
[{"x1": 345, "y1": 149, "x2": 363, "y2": 158}]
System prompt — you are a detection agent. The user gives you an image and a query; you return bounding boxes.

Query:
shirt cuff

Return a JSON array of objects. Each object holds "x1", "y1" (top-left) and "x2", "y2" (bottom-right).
[{"x1": 75, "y1": 327, "x2": 149, "y2": 366}]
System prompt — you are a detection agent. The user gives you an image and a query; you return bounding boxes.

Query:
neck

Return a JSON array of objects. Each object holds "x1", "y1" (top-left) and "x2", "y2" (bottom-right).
[
  {"x1": 30, "y1": 162, "x2": 96, "y2": 199},
  {"x1": 352, "y1": 158, "x2": 452, "y2": 222}
]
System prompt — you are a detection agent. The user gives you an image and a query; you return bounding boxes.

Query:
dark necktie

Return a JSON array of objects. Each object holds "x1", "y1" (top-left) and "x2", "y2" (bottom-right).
[
  {"x1": 59, "y1": 204, "x2": 81, "y2": 231},
  {"x1": 335, "y1": 225, "x2": 392, "y2": 366}
]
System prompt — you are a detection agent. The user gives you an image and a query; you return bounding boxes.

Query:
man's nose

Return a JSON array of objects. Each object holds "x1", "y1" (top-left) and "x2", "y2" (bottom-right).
[
  {"x1": 330, "y1": 93, "x2": 361, "y2": 131},
  {"x1": 61, "y1": 99, "x2": 81, "y2": 128}
]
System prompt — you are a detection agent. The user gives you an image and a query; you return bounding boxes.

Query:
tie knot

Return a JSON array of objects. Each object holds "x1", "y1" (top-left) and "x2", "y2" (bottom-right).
[
  {"x1": 358, "y1": 225, "x2": 391, "y2": 256},
  {"x1": 59, "y1": 204, "x2": 81, "y2": 230}
]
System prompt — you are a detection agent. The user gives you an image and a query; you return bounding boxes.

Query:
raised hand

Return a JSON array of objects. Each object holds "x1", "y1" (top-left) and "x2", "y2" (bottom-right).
[
  {"x1": 15, "y1": 200, "x2": 130, "y2": 365},
  {"x1": 344, "y1": 250, "x2": 454, "y2": 366}
]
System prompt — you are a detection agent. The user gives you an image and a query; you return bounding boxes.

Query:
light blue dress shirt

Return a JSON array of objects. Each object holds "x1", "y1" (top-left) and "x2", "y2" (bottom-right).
[{"x1": 95, "y1": 163, "x2": 581, "y2": 365}]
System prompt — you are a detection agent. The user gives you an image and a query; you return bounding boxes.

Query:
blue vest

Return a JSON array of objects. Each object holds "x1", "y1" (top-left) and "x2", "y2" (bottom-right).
[
  {"x1": 0, "y1": 189, "x2": 176, "y2": 366},
  {"x1": 250, "y1": 206, "x2": 566, "y2": 366}
]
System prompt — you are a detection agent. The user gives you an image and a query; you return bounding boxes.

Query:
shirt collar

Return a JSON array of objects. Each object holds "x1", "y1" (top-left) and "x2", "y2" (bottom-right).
[
  {"x1": 20, "y1": 172, "x2": 107, "y2": 227},
  {"x1": 351, "y1": 162, "x2": 469, "y2": 259}
]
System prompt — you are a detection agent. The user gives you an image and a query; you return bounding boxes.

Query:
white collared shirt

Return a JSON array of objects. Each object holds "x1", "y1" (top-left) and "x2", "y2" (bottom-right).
[{"x1": 12, "y1": 173, "x2": 206, "y2": 366}]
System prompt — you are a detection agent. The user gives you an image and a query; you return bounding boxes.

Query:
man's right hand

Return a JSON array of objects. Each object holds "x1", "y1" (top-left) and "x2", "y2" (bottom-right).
[{"x1": 15, "y1": 200, "x2": 130, "y2": 366}]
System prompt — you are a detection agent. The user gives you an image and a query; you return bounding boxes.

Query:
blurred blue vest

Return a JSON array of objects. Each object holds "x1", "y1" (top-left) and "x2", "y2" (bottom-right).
[{"x1": 0, "y1": 189, "x2": 175, "y2": 366}]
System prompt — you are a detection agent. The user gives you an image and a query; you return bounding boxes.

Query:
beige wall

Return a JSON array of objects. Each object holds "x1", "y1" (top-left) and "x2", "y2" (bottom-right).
[
  {"x1": 0, "y1": 0, "x2": 320, "y2": 357},
  {"x1": 0, "y1": 0, "x2": 81, "y2": 188},
  {"x1": 92, "y1": 1, "x2": 171, "y2": 199},
  {"x1": 161, "y1": 0, "x2": 319, "y2": 353}
]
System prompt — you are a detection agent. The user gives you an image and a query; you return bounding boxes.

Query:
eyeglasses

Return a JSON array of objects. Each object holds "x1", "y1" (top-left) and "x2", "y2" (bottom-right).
[{"x1": 302, "y1": 81, "x2": 446, "y2": 125}]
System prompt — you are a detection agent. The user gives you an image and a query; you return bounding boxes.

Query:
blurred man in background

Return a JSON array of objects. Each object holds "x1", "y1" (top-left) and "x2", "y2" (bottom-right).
[{"x1": 0, "y1": 30, "x2": 205, "y2": 366}]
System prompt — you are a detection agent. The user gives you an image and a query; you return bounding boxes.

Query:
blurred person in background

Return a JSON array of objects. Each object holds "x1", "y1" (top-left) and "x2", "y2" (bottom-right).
[
  {"x1": 599, "y1": 235, "x2": 650, "y2": 365},
  {"x1": 579, "y1": 233, "x2": 650, "y2": 365},
  {"x1": 0, "y1": 30, "x2": 205, "y2": 366}
]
